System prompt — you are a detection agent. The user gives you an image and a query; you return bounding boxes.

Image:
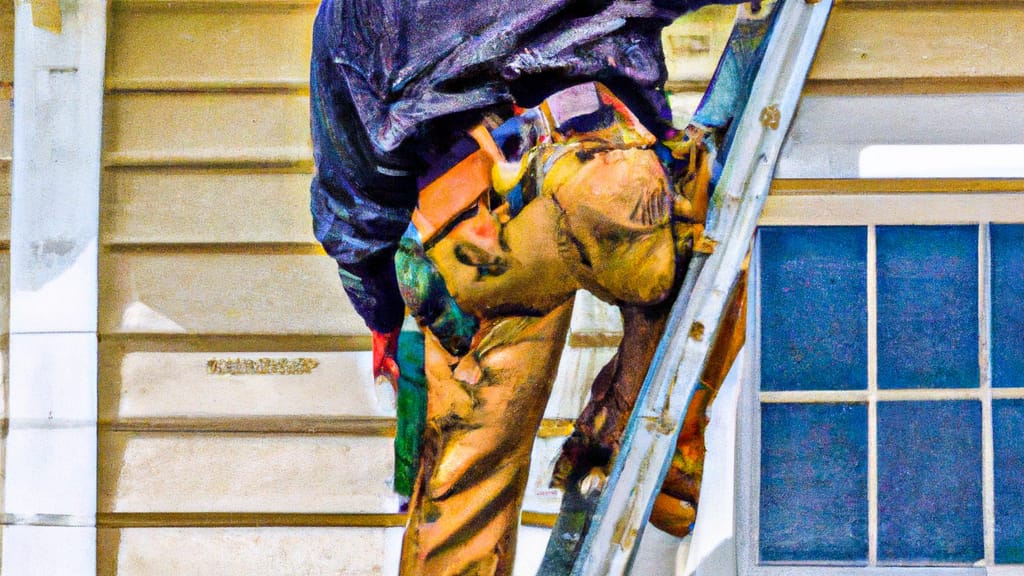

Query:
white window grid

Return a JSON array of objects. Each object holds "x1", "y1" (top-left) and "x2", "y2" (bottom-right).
[{"x1": 736, "y1": 209, "x2": 1024, "y2": 576}]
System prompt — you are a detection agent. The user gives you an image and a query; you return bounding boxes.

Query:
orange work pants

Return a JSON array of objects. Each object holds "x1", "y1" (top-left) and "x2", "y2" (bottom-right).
[{"x1": 399, "y1": 99, "x2": 745, "y2": 575}]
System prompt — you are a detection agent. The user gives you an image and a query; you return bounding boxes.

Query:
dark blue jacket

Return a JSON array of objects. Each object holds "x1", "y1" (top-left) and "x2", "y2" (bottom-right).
[{"x1": 310, "y1": 0, "x2": 742, "y2": 332}]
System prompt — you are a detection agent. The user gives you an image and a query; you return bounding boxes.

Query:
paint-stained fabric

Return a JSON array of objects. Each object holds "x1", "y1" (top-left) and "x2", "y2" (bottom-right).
[
  {"x1": 310, "y1": 0, "x2": 745, "y2": 332},
  {"x1": 398, "y1": 86, "x2": 685, "y2": 573}
]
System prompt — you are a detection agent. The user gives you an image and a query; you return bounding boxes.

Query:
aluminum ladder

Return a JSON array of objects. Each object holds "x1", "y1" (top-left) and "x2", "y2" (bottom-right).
[{"x1": 547, "y1": 0, "x2": 835, "y2": 573}]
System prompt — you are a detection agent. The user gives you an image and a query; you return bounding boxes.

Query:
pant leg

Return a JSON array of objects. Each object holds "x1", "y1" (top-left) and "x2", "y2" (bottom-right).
[
  {"x1": 650, "y1": 265, "x2": 748, "y2": 536},
  {"x1": 400, "y1": 301, "x2": 574, "y2": 576},
  {"x1": 398, "y1": 135, "x2": 588, "y2": 574},
  {"x1": 541, "y1": 139, "x2": 750, "y2": 537},
  {"x1": 543, "y1": 144, "x2": 681, "y2": 474},
  {"x1": 550, "y1": 300, "x2": 674, "y2": 489}
]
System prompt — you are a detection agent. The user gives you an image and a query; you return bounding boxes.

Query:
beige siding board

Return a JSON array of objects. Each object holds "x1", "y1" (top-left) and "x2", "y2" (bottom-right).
[
  {"x1": 0, "y1": 96, "x2": 11, "y2": 159},
  {"x1": 777, "y1": 93, "x2": 1024, "y2": 179},
  {"x1": 98, "y1": 526, "x2": 553, "y2": 576},
  {"x1": 100, "y1": 3, "x2": 1024, "y2": 88},
  {"x1": 1, "y1": 85, "x2": 10, "y2": 242},
  {"x1": 106, "y1": 8, "x2": 315, "y2": 87},
  {"x1": 770, "y1": 178, "x2": 1024, "y2": 196},
  {"x1": 98, "y1": 527, "x2": 398, "y2": 576},
  {"x1": 100, "y1": 347, "x2": 607, "y2": 422},
  {"x1": 102, "y1": 93, "x2": 310, "y2": 164},
  {"x1": 0, "y1": 343, "x2": 5, "y2": 416},
  {"x1": 810, "y1": 5, "x2": 1024, "y2": 82},
  {"x1": 569, "y1": 290, "x2": 623, "y2": 335},
  {"x1": 665, "y1": 2, "x2": 1024, "y2": 88},
  {"x1": 525, "y1": 436, "x2": 570, "y2": 515},
  {"x1": 98, "y1": 253, "x2": 362, "y2": 336},
  {"x1": 1, "y1": 51, "x2": 8, "y2": 339},
  {"x1": 98, "y1": 432, "x2": 569, "y2": 515},
  {"x1": 99, "y1": 349, "x2": 380, "y2": 420},
  {"x1": 662, "y1": 5, "x2": 735, "y2": 84},
  {"x1": 667, "y1": 91, "x2": 706, "y2": 128},
  {"x1": 0, "y1": 5, "x2": 11, "y2": 84},
  {"x1": 545, "y1": 345, "x2": 617, "y2": 421},
  {"x1": 760, "y1": 193, "x2": 1024, "y2": 226},
  {"x1": 0, "y1": 164, "x2": 10, "y2": 242},
  {"x1": 101, "y1": 170, "x2": 315, "y2": 245},
  {"x1": 106, "y1": 2, "x2": 722, "y2": 89},
  {"x1": 0, "y1": 252, "x2": 9, "y2": 333},
  {"x1": 98, "y1": 433, "x2": 400, "y2": 513}
]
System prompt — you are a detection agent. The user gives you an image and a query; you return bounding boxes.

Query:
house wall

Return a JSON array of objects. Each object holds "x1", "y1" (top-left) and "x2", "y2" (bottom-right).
[{"x1": 2, "y1": 0, "x2": 1019, "y2": 574}]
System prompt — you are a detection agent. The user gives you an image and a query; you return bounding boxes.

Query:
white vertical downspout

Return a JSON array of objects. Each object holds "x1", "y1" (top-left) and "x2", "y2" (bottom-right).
[{"x1": 5, "y1": 0, "x2": 106, "y2": 573}]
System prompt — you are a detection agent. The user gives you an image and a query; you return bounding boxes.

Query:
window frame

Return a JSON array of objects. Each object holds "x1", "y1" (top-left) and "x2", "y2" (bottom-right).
[{"x1": 736, "y1": 192, "x2": 1024, "y2": 576}]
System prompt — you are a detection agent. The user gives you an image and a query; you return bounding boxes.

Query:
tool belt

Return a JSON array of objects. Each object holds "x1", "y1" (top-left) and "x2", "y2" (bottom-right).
[
  {"x1": 397, "y1": 82, "x2": 714, "y2": 353},
  {"x1": 411, "y1": 82, "x2": 685, "y2": 244}
]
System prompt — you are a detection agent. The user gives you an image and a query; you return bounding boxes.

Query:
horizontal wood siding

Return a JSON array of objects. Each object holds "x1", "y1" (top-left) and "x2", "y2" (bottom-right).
[
  {"x1": 776, "y1": 93, "x2": 1024, "y2": 179},
  {"x1": 97, "y1": 527, "x2": 403, "y2": 576},
  {"x1": 664, "y1": 1, "x2": 1024, "y2": 95},
  {"x1": 97, "y1": 433, "x2": 566, "y2": 515},
  {"x1": 98, "y1": 253, "x2": 362, "y2": 336},
  {"x1": 102, "y1": 93, "x2": 311, "y2": 167},
  {"x1": 105, "y1": 6, "x2": 314, "y2": 90},
  {"x1": 96, "y1": 526, "x2": 555, "y2": 576},
  {"x1": 98, "y1": 344, "x2": 611, "y2": 422},
  {"x1": 98, "y1": 433, "x2": 399, "y2": 513},
  {"x1": 809, "y1": 2, "x2": 1024, "y2": 88},
  {"x1": 97, "y1": 0, "x2": 1024, "y2": 571},
  {"x1": 102, "y1": 170, "x2": 314, "y2": 245}
]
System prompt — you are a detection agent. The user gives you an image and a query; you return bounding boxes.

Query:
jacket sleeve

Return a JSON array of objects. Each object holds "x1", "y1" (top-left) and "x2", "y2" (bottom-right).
[{"x1": 310, "y1": 12, "x2": 419, "y2": 334}]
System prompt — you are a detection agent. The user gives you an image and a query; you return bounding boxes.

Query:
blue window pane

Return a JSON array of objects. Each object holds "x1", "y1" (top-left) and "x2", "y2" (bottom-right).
[
  {"x1": 877, "y1": 401, "x2": 983, "y2": 564},
  {"x1": 760, "y1": 403, "x2": 868, "y2": 563},
  {"x1": 992, "y1": 225, "x2": 1024, "y2": 388},
  {"x1": 994, "y1": 400, "x2": 1024, "y2": 563},
  {"x1": 760, "y1": 227, "x2": 867, "y2": 391},
  {"x1": 877, "y1": 226, "x2": 978, "y2": 389}
]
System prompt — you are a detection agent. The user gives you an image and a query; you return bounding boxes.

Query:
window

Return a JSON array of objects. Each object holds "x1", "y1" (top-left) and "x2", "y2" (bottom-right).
[{"x1": 739, "y1": 223, "x2": 1024, "y2": 573}]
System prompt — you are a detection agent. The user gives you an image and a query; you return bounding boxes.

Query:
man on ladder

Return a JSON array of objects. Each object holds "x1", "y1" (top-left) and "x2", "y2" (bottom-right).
[{"x1": 310, "y1": 1, "x2": 761, "y2": 573}]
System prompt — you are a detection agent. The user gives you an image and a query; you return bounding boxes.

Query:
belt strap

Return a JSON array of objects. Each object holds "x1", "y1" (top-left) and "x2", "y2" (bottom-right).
[
  {"x1": 411, "y1": 125, "x2": 497, "y2": 244},
  {"x1": 412, "y1": 82, "x2": 656, "y2": 244}
]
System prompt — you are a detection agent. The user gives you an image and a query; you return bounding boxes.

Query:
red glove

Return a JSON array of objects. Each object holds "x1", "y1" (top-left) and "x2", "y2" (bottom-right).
[{"x1": 371, "y1": 327, "x2": 402, "y2": 393}]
